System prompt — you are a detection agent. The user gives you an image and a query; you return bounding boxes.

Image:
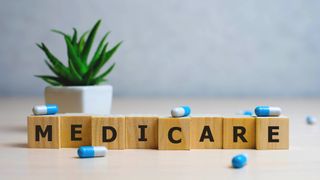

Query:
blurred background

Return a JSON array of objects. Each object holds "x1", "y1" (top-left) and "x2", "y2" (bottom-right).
[{"x1": 0, "y1": 0, "x2": 320, "y2": 97}]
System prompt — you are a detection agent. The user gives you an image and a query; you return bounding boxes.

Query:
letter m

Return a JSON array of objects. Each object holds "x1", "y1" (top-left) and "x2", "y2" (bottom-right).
[{"x1": 35, "y1": 125, "x2": 52, "y2": 141}]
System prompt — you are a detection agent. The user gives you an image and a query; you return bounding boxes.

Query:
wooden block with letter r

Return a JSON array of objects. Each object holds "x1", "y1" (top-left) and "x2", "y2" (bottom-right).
[
  {"x1": 27, "y1": 115, "x2": 61, "y2": 148},
  {"x1": 223, "y1": 116, "x2": 256, "y2": 149},
  {"x1": 60, "y1": 115, "x2": 92, "y2": 148},
  {"x1": 91, "y1": 115, "x2": 126, "y2": 149},
  {"x1": 256, "y1": 116, "x2": 289, "y2": 150},
  {"x1": 190, "y1": 115, "x2": 223, "y2": 149},
  {"x1": 158, "y1": 117, "x2": 190, "y2": 150},
  {"x1": 126, "y1": 115, "x2": 158, "y2": 149}
]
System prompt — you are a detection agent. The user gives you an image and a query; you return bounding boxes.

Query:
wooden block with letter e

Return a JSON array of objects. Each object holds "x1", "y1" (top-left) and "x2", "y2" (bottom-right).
[
  {"x1": 223, "y1": 116, "x2": 256, "y2": 149},
  {"x1": 91, "y1": 115, "x2": 126, "y2": 149},
  {"x1": 60, "y1": 115, "x2": 92, "y2": 148},
  {"x1": 190, "y1": 115, "x2": 223, "y2": 149},
  {"x1": 158, "y1": 117, "x2": 190, "y2": 150},
  {"x1": 126, "y1": 115, "x2": 158, "y2": 149},
  {"x1": 256, "y1": 116, "x2": 289, "y2": 150},
  {"x1": 27, "y1": 115, "x2": 61, "y2": 148}
]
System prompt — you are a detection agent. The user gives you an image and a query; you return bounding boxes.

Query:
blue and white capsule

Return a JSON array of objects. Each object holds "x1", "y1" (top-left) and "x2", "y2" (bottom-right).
[
  {"x1": 255, "y1": 106, "x2": 281, "y2": 117},
  {"x1": 306, "y1": 116, "x2": 317, "y2": 125},
  {"x1": 78, "y1": 146, "x2": 107, "y2": 158},
  {"x1": 232, "y1": 153, "x2": 248, "y2": 169},
  {"x1": 171, "y1": 106, "x2": 191, "y2": 117},
  {"x1": 32, "y1": 104, "x2": 58, "y2": 115}
]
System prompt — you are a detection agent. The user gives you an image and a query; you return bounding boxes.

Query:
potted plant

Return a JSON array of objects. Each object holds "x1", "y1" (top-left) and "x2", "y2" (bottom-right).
[{"x1": 36, "y1": 20, "x2": 121, "y2": 114}]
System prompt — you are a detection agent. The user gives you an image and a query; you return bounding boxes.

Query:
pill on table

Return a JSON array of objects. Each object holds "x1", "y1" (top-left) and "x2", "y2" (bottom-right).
[
  {"x1": 32, "y1": 104, "x2": 58, "y2": 115},
  {"x1": 171, "y1": 106, "x2": 191, "y2": 117},
  {"x1": 255, "y1": 106, "x2": 281, "y2": 117},
  {"x1": 306, "y1": 116, "x2": 317, "y2": 125},
  {"x1": 232, "y1": 154, "x2": 247, "y2": 169},
  {"x1": 78, "y1": 146, "x2": 107, "y2": 158}
]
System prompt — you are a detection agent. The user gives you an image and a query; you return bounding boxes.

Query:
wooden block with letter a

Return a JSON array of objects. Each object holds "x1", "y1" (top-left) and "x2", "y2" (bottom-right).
[
  {"x1": 190, "y1": 115, "x2": 223, "y2": 149},
  {"x1": 256, "y1": 116, "x2": 289, "y2": 150},
  {"x1": 126, "y1": 115, "x2": 158, "y2": 149},
  {"x1": 158, "y1": 117, "x2": 190, "y2": 150},
  {"x1": 91, "y1": 115, "x2": 126, "y2": 149},
  {"x1": 223, "y1": 116, "x2": 256, "y2": 149},
  {"x1": 60, "y1": 115, "x2": 92, "y2": 148},
  {"x1": 27, "y1": 115, "x2": 60, "y2": 148}
]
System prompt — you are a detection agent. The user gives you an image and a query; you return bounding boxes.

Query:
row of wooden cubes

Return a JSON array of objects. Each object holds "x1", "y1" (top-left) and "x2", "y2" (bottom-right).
[{"x1": 27, "y1": 115, "x2": 289, "y2": 150}]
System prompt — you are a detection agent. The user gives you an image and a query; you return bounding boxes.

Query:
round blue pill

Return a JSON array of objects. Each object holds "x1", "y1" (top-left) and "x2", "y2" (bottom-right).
[
  {"x1": 306, "y1": 116, "x2": 317, "y2": 125},
  {"x1": 232, "y1": 154, "x2": 247, "y2": 169}
]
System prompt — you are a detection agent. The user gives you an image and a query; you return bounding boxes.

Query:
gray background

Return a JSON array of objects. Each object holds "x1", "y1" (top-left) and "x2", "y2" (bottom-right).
[{"x1": 0, "y1": 0, "x2": 319, "y2": 97}]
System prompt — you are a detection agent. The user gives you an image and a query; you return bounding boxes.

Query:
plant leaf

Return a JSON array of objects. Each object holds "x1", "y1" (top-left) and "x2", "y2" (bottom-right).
[
  {"x1": 35, "y1": 75, "x2": 62, "y2": 86},
  {"x1": 89, "y1": 32, "x2": 110, "y2": 69},
  {"x1": 91, "y1": 63, "x2": 115, "y2": 84},
  {"x1": 78, "y1": 31, "x2": 88, "y2": 53},
  {"x1": 81, "y1": 20, "x2": 101, "y2": 64},
  {"x1": 65, "y1": 37, "x2": 88, "y2": 75},
  {"x1": 71, "y1": 28, "x2": 78, "y2": 45}
]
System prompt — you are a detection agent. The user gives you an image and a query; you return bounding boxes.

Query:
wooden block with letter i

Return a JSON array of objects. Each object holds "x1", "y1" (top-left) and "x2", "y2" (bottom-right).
[
  {"x1": 158, "y1": 117, "x2": 190, "y2": 150},
  {"x1": 60, "y1": 115, "x2": 92, "y2": 148},
  {"x1": 27, "y1": 115, "x2": 60, "y2": 148},
  {"x1": 126, "y1": 115, "x2": 158, "y2": 149},
  {"x1": 91, "y1": 115, "x2": 126, "y2": 149},
  {"x1": 256, "y1": 116, "x2": 289, "y2": 150},
  {"x1": 190, "y1": 115, "x2": 223, "y2": 149},
  {"x1": 223, "y1": 116, "x2": 256, "y2": 149}
]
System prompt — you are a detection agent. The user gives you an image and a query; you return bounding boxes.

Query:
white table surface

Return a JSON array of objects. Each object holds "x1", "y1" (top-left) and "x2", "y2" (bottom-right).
[{"x1": 1, "y1": 97, "x2": 320, "y2": 180}]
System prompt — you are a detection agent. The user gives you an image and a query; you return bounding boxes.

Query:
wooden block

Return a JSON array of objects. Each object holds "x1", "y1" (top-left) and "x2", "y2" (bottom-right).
[
  {"x1": 190, "y1": 115, "x2": 223, "y2": 149},
  {"x1": 91, "y1": 115, "x2": 126, "y2": 149},
  {"x1": 158, "y1": 117, "x2": 190, "y2": 150},
  {"x1": 27, "y1": 115, "x2": 60, "y2": 148},
  {"x1": 223, "y1": 116, "x2": 256, "y2": 149},
  {"x1": 126, "y1": 115, "x2": 158, "y2": 149},
  {"x1": 60, "y1": 115, "x2": 92, "y2": 148},
  {"x1": 256, "y1": 116, "x2": 289, "y2": 150}
]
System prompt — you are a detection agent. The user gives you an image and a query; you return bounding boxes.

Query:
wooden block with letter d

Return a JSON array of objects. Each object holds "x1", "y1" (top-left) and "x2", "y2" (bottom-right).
[
  {"x1": 91, "y1": 115, "x2": 126, "y2": 149},
  {"x1": 28, "y1": 115, "x2": 61, "y2": 148},
  {"x1": 223, "y1": 116, "x2": 256, "y2": 149},
  {"x1": 190, "y1": 115, "x2": 223, "y2": 149},
  {"x1": 256, "y1": 116, "x2": 289, "y2": 150},
  {"x1": 158, "y1": 117, "x2": 190, "y2": 150},
  {"x1": 60, "y1": 115, "x2": 92, "y2": 148},
  {"x1": 126, "y1": 115, "x2": 158, "y2": 149}
]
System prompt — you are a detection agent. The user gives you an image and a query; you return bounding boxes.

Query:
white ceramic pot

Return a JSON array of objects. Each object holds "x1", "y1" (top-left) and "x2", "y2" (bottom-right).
[{"x1": 45, "y1": 85, "x2": 113, "y2": 114}]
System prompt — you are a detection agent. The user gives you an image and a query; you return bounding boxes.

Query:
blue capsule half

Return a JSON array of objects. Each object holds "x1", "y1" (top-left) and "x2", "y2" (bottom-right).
[
  {"x1": 255, "y1": 106, "x2": 281, "y2": 117},
  {"x1": 232, "y1": 154, "x2": 247, "y2": 169},
  {"x1": 78, "y1": 146, "x2": 107, "y2": 158}
]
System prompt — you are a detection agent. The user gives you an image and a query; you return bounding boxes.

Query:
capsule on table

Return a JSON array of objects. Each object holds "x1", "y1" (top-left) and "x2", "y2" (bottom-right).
[
  {"x1": 255, "y1": 106, "x2": 281, "y2": 117},
  {"x1": 78, "y1": 146, "x2": 107, "y2": 158},
  {"x1": 32, "y1": 104, "x2": 58, "y2": 115},
  {"x1": 232, "y1": 154, "x2": 248, "y2": 169},
  {"x1": 171, "y1": 106, "x2": 191, "y2": 117},
  {"x1": 306, "y1": 116, "x2": 317, "y2": 125}
]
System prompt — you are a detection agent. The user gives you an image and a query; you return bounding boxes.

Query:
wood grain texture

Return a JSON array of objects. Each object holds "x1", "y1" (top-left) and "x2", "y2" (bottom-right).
[
  {"x1": 27, "y1": 115, "x2": 60, "y2": 148},
  {"x1": 256, "y1": 116, "x2": 289, "y2": 150},
  {"x1": 158, "y1": 117, "x2": 190, "y2": 150},
  {"x1": 126, "y1": 115, "x2": 158, "y2": 149},
  {"x1": 60, "y1": 115, "x2": 92, "y2": 148},
  {"x1": 223, "y1": 116, "x2": 256, "y2": 149},
  {"x1": 190, "y1": 115, "x2": 223, "y2": 149},
  {"x1": 91, "y1": 116, "x2": 126, "y2": 149}
]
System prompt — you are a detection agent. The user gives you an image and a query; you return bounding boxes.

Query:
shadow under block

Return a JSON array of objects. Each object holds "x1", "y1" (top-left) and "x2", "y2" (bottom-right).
[
  {"x1": 158, "y1": 117, "x2": 190, "y2": 150},
  {"x1": 223, "y1": 116, "x2": 256, "y2": 149},
  {"x1": 91, "y1": 116, "x2": 125, "y2": 149},
  {"x1": 60, "y1": 116, "x2": 92, "y2": 148},
  {"x1": 190, "y1": 116, "x2": 223, "y2": 149},
  {"x1": 256, "y1": 116, "x2": 289, "y2": 150},
  {"x1": 126, "y1": 116, "x2": 158, "y2": 149},
  {"x1": 27, "y1": 115, "x2": 60, "y2": 148}
]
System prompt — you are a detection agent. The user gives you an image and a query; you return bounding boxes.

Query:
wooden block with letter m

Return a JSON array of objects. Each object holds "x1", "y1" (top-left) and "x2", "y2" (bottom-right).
[{"x1": 27, "y1": 115, "x2": 61, "y2": 148}]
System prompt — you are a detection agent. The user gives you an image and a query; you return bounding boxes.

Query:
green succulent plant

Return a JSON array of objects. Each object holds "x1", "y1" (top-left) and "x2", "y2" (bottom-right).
[{"x1": 36, "y1": 20, "x2": 121, "y2": 86}]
